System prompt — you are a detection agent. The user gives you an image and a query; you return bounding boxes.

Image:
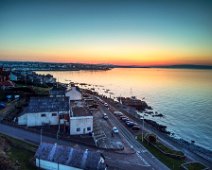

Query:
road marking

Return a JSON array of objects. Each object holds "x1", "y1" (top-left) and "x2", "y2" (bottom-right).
[{"x1": 136, "y1": 151, "x2": 150, "y2": 166}]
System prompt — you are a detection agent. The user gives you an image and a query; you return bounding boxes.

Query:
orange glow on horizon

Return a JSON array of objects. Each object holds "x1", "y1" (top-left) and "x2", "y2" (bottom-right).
[{"x1": 0, "y1": 44, "x2": 211, "y2": 66}]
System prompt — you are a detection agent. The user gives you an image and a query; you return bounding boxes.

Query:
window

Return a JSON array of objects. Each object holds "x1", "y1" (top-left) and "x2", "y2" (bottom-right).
[
  {"x1": 87, "y1": 127, "x2": 91, "y2": 131},
  {"x1": 52, "y1": 113, "x2": 57, "y2": 116},
  {"x1": 76, "y1": 128, "x2": 81, "y2": 132},
  {"x1": 41, "y1": 114, "x2": 46, "y2": 117}
]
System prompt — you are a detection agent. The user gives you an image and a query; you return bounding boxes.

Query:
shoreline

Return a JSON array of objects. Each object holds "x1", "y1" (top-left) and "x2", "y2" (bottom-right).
[
  {"x1": 31, "y1": 70, "x2": 212, "y2": 166},
  {"x1": 56, "y1": 80, "x2": 212, "y2": 155},
  {"x1": 91, "y1": 91, "x2": 212, "y2": 166},
  {"x1": 77, "y1": 85, "x2": 212, "y2": 155}
]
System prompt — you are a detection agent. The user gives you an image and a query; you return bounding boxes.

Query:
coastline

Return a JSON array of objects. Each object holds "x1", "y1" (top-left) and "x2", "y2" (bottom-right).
[
  {"x1": 35, "y1": 69, "x2": 212, "y2": 154},
  {"x1": 34, "y1": 70, "x2": 212, "y2": 166},
  {"x1": 88, "y1": 91, "x2": 212, "y2": 166}
]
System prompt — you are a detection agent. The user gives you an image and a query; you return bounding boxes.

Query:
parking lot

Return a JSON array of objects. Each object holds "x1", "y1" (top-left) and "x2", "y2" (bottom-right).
[{"x1": 92, "y1": 105, "x2": 124, "y2": 150}]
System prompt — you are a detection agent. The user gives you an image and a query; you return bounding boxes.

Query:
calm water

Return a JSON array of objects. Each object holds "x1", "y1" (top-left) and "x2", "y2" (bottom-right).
[{"x1": 37, "y1": 68, "x2": 212, "y2": 151}]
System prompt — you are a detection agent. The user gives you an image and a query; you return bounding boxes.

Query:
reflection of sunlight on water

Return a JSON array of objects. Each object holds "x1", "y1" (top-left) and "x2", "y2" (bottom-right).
[{"x1": 37, "y1": 68, "x2": 212, "y2": 151}]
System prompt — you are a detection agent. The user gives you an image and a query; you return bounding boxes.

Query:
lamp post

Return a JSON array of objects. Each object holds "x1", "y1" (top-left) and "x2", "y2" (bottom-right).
[
  {"x1": 141, "y1": 115, "x2": 145, "y2": 142},
  {"x1": 40, "y1": 127, "x2": 43, "y2": 144}
]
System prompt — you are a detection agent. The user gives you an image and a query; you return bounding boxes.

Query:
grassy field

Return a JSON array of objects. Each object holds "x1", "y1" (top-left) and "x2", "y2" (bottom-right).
[
  {"x1": 184, "y1": 162, "x2": 206, "y2": 170},
  {"x1": 155, "y1": 142, "x2": 184, "y2": 156},
  {"x1": 137, "y1": 135, "x2": 185, "y2": 170},
  {"x1": 8, "y1": 147, "x2": 37, "y2": 170},
  {"x1": 0, "y1": 134, "x2": 38, "y2": 170},
  {"x1": 32, "y1": 86, "x2": 51, "y2": 96}
]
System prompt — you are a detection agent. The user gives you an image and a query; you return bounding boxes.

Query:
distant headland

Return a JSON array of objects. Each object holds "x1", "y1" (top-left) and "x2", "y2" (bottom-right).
[{"x1": 0, "y1": 61, "x2": 212, "y2": 71}]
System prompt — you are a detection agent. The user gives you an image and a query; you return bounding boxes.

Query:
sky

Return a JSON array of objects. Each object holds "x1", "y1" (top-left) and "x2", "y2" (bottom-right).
[{"x1": 0, "y1": 0, "x2": 212, "y2": 66}]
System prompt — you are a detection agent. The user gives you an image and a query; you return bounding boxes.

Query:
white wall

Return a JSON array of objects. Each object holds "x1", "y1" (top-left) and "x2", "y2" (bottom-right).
[
  {"x1": 70, "y1": 116, "x2": 93, "y2": 135},
  {"x1": 18, "y1": 111, "x2": 68, "y2": 127},
  {"x1": 66, "y1": 87, "x2": 82, "y2": 101},
  {"x1": 18, "y1": 114, "x2": 27, "y2": 125},
  {"x1": 36, "y1": 158, "x2": 82, "y2": 170}
]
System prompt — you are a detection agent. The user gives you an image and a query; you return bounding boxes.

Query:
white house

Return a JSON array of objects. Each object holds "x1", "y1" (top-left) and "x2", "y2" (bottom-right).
[
  {"x1": 69, "y1": 101, "x2": 93, "y2": 135},
  {"x1": 66, "y1": 86, "x2": 82, "y2": 101},
  {"x1": 18, "y1": 97, "x2": 69, "y2": 127},
  {"x1": 35, "y1": 142, "x2": 107, "y2": 170}
]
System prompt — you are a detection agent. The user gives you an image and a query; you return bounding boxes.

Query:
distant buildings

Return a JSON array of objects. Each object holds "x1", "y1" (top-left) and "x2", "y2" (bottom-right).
[
  {"x1": 35, "y1": 142, "x2": 107, "y2": 170},
  {"x1": 18, "y1": 97, "x2": 70, "y2": 127},
  {"x1": 0, "y1": 67, "x2": 15, "y2": 89},
  {"x1": 0, "y1": 61, "x2": 111, "y2": 71},
  {"x1": 9, "y1": 72, "x2": 18, "y2": 81}
]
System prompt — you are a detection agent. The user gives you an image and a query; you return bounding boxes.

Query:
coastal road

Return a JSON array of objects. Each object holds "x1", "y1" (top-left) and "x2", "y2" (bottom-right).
[
  {"x1": 0, "y1": 123, "x2": 152, "y2": 170},
  {"x1": 99, "y1": 96, "x2": 212, "y2": 169},
  {"x1": 96, "y1": 98, "x2": 169, "y2": 170}
]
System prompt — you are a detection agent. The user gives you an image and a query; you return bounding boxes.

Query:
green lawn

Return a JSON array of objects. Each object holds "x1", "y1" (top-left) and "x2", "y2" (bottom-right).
[
  {"x1": 185, "y1": 162, "x2": 206, "y2": 170},
  {"x1": 32, "y1": 86, "x2": 51, "y2": 96},
  {"x1": 137, "y1": 135, "x2": 185, "y2": 170},
  {"x1": 0, "y1": 134, "x2": 37, "y2": 170},
  {"x1": 156, "y1": 142, "x2": 184, "y2": 156},
  {"x1": 8, "y1": 147, "x2": 37, "y2": 170}
]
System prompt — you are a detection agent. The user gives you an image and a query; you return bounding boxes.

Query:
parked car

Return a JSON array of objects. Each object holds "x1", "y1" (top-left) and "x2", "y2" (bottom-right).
[
  {"x1": 0, "y1": 102, "x2": 6, "y2": 110},
  {"x1": 126, "y1": 123, "x2": 134, "y2": 127},
  {"x1": 103, "y1": 113, "x2": 108, "y2": 120},
  {"x1": 126, "y1": 121, "x2": 137, "y2": 126},
  {"x1": 125, "y1": 121, "x2": 134, "y2": 125},
  {"x1": 104, "y1": 103, "x2": 109, "y2": 107},
  {"x1": 132, "y1": 126, "x2": 140, "y2": 130},
  {"x1": 120, "y1": 116, "x2": 127, "y2": 119},
  {"x1": 122, "y1": 118, "x2": 130, "y2": 122},
  {"x1": 112, "y1": 127, "x2": 119, "y2": 133},
  {"x1": 114, "y1": 111, "x2": 123, "y2": 116}
]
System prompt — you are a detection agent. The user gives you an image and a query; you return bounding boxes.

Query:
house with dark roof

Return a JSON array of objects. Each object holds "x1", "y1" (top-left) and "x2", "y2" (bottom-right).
[
  {"x1": 35, "y1": 142, "x2": 107, "y2": 170},
  {"x1": 18, "y1": 97, "x2": 70, "y2": 127},
  {"x1": 50, "y1": 86, "x2": 66, "y2": 98}
]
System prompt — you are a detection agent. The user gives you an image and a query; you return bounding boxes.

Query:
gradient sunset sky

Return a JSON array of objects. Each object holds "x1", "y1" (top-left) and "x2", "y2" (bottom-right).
[{"x1": 0, "y1": 0, "x2": 212, "y2": 66}]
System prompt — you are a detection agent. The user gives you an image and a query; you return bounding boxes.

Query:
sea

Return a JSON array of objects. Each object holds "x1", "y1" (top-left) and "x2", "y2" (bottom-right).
[{"x1": 37, "y1": 68, "x2": 212, "y2": 151}]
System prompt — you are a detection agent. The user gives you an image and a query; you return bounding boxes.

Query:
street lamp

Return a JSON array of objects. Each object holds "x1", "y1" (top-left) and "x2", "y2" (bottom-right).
[
  {"x1": 40, "y1": 127, "x2": 43, "y2": 144},
  {"x1": 141, "y1": 115, "x2": 145, "y2": 142}
]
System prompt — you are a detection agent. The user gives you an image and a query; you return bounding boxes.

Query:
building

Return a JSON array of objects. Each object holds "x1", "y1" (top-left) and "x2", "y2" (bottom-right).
[
  {"x1": 69, "y1": 101, "x2": 93, "y2": 135},
  {"x1": 18, "y1": 97, "x2": 70, "y2": 127},
  {"x1": 0, "y1": 67, "x2": 15, "y2": 89},
  {"x1": 66, "y1": 86, "x2": 82, "y2": 101},
  {"x1": 0, "y1": 67, "x2": 9, "y2": 82},
  {"x1": 9, "y1": 72, "x2": 18, "y2": 81},
  {"x1": 35, "y1": 142, "x2": 107, "y2": 170},
  {"x1": 49, "y1": 86, "x2": 66, "y2": 98}
]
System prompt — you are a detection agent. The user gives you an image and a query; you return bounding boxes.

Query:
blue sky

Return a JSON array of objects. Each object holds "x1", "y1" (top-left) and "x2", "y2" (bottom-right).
[{"x1": 0, "y1": 0, "x2": 212, "y2": 65}]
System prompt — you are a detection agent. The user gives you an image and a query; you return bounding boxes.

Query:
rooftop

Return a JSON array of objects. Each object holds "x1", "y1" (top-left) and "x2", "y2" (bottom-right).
[
  {"x1": 50, "y1": 86, "x2": 66, "y2": 96},
  {"x1": 22, "y1": 97, "x2": 69, "y2": 114},
  {"x1": 35, "y1": 142, "x2": 106, "y2": 170},
  {"x1": 70, "y1": 101, "x2": 91, "y2": 117}
]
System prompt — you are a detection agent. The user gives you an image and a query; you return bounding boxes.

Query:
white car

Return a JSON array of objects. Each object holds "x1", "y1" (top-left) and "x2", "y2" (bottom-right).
[
  {"x1": 104, "y1": 103, "x2": 109, "y2": 107},
  {"x1": 114, "y1": 111, "x2": 123, "y2": 116},
  {"x1": 103, "y1": 113, "x2": 108, "y2": 120},
  {"x1": 112, "y1": 127, "x2": 119, "y2": 134}
]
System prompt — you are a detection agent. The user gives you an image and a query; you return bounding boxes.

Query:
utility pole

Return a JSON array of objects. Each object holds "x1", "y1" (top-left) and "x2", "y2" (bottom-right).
[
  {"x1": 57, "y1": 107, "x2": 60, "y2": 141},
  {"x1": 141, "y1": 115, "x2": 145, "y2": 142},
  {"x1": 40, "y1": 128, "x2": 43, "y2": 144}
]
